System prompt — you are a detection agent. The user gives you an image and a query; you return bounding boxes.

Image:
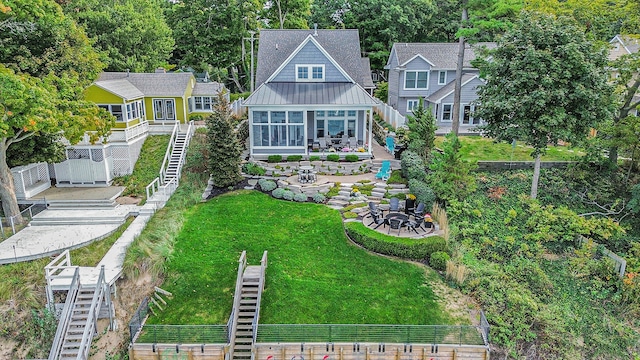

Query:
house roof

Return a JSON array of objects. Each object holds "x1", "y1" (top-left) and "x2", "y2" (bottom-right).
[
  {"x1": 609, "y1": 34, "x2": 640, "y2": 60},
  {"x1": 388, "y1": 42, "x2": 496, "y2": 69},
  {"x1": 243, "y1": 82, "x2": 379, "y2": 106},
  {"x1": 94, "y1": 79, "x2": 145, "y2": 101},
  {"x1": 255, "y1": 29, "x2": 374, "y2": 88},
  {"x1": 192, "y1": 82, "x2": 225, "y2": 96},
  {"x1": 97, "y1": 72, "x2": 194, "y2": 97},
  {"x1": 426, "y1": 73, "x2": 478, "y2": 103}
]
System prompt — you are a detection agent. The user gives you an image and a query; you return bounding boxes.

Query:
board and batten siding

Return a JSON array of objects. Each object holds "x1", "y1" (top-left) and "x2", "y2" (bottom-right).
[{"x1": 270, "y1": 41, "x2": 350, "y2": 83}]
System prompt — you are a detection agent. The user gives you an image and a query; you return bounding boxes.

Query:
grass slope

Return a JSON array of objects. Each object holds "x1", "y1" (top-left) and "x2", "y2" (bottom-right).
[
  {"x1": 112, "y1": 135, "x2": 170, "y2": 199},
  {"x1": 152, "y1": 191, "x2": 450, "y2": 326},
  {"x1": 434, "y1": 136, "x2": 583, "y2": 161}
]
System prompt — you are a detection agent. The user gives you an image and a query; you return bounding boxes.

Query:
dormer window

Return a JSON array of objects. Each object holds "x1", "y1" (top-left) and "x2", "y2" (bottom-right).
[{"x1": 296, "y1": 64, "x2": 325, "y2": 81}]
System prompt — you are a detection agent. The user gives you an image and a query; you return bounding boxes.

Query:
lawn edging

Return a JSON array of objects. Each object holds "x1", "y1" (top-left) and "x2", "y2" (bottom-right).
[{"x1": 344, "y1": 222, "x2": 447, "y2": 260}]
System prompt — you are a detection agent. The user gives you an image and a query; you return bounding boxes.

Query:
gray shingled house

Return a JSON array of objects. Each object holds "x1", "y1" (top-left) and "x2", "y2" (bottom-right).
[
  {"x1": 385, "y1": 42, "x2": 495, "y2": 131},
  {"x1": 243, "y1": 29, "x2": 378, "y2": 159}
]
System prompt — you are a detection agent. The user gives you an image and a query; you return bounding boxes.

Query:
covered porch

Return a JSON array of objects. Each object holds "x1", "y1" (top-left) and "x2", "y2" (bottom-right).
[{"x1": 244, "y1": 82, "x2": 379, "y2": 160}]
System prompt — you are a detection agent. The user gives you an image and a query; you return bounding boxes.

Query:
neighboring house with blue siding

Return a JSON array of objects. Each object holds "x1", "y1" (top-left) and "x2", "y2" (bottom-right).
[
  {"x1": 385, "y1": 42, "x2": 495, "y2": 130},
  {"x1": 243, "y1": 29, "x2": 378, "y2": 159}
]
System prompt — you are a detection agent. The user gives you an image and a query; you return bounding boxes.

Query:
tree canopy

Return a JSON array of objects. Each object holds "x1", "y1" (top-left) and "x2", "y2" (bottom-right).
[
  {"x1": 60, "y1": 0, "x2": 175, "y2": 73},
  {"x1": 263, "y1": 0, "x2": 310, "y2": 29},
  {"x1": 475, "y1": 11, "x2": 614, "y2": 198}
]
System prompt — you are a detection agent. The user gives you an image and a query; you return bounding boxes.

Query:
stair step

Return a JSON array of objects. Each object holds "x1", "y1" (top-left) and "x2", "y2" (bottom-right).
[
  {"x1": 236, "y1": 325, "x2": 253, "y2": 330},
  {"x1": 64, "y1": 334, "x2": 85, "y2": 341},
  {"x1": 240, "y1": 299, "x2": 257, "y2": 304},
  {"x1": 234, "y1": 345, "x2": 252, "y2": 350},
  {"x1": 238, "y1": 312, "x2": 256, "y2": 317},
  {"x1": 237, "y1": 318, "x2": 254, "y2": 324},
  {"x1": 235, "y1": 331, "x2": 253, "y2": 337},
  {"x1": 238, "y1": 305, "x2": 255, "y2": 311}
]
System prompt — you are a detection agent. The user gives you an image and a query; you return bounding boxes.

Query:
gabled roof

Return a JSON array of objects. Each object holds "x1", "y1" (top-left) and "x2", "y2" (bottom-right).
[
  {"x1": 243, "y1": 83, "x2": 379, "y2": 106},
  {"x1": 388, "y1": 42, "x2": 496, "y2": 69},
  {"x1": 97, "y1": 72, "x2": 194, "y2": 97},
  {"x1": 426, "y1": 73, "x2": 478, "y2": 103},
  {"x1": 255, "y1": 29, "x2": 374, "y2": 88},
  {"x1": 609, "y1": 34, "x2": 640, "y2": 60},
  {"x1": 94, "y1": 79, "x2": 145, "y2": 101}
]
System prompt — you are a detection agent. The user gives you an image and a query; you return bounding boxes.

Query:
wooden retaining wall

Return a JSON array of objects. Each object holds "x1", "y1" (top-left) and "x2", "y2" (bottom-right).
[
  {"x1": 129, "y1": 343, "x2": 226, "y2": 360},
  {"x1": 129, "y1": 343, "x2": 489, "y2": 360},
  {"x1": 255, "y1": 343, "x2": 489, "y2": 360}
]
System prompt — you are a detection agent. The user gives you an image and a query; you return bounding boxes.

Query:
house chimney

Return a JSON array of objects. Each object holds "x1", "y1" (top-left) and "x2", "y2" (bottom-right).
[
  {"x1": 276, "y1": 43, "x2": 278, "y2": 50},
  {"x1": 126, "y1": 69, "x2": 130, "y2": 77},
  {"x1": 313, "y1": 23, "x2": 318, "y2": 36},
  {"x1": 155, "y1": 67, "x2": 166, "y2": 73}
]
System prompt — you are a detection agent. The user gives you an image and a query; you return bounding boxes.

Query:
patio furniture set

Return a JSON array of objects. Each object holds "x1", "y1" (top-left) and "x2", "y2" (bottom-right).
[
  {"x1": 298, "y1": 166, "x2": 317, "y2": 184},
  {"x1": 366, "y1": 199, "x2": 434, "y2": 235},
  {"x1": 311, "y1": 136, "x2": 364, "y2": 152}
]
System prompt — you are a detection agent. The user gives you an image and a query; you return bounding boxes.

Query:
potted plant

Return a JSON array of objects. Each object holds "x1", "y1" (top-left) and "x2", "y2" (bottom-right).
[{"x1": 405, "y1": 193, "x2": 416, "y2": 214}]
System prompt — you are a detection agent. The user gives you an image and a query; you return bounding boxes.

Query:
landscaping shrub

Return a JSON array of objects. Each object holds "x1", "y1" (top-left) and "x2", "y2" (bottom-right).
[
  {"x1": 309, "y1": 155, "x2": 321, "y2": 161},
  {"x1": 287, "y1": 155, "x2": 303, "y2": 162},
  {"x1": 387, "y1": 170, "x2": 408, "y2": 185},
  {"x1": 345, "y1": 154, "x2": 359, "y2": 162},
  {"x1": 343, "y1": 211, "x2": 358, "y2": 219},
  {"x1": 344, "y1": 222, "x2": 447, "y2": 260},
  {"x1": 312, "y1": 192, "x2": 326, "y2": 203},
  {"x1": 407, "y1": 164, "x2": 427, "y2": 182},
  {"x1": 267, "y1": 155, "x2": 283, "y2": 163},
  {"x1": 272, "y1": 188, "x2": 286, "y2": 199},
  {"x1": 409, "y1": 179, "x2": 436, "y2": 209},
  {"x1": 429, "y1": 251, "x2": 450, "y2": 271},
  {"x1": 294, "y1": 193, "x2": 307, "y2": 202},
  {"x1": 258, "y1": 179, "x2": 277, "y2": 192},
  {"x1": 400, "y1": 150, "x2": 425, "y2": 179},
  {"x1": 242, "y1": 162, "x2": 266, "y2": 176},
  {"x1": 230, "y1": 92, "x2": 251, "y2": 102},
  {"x1": 387, "y1": 192, "x2": 406, "y2": 200},
  {"x1": 282, "y1": 190, "x2": 295, "y2": 201},
  {"x1": 327, "y1": 154, "x2": 340, "y2": 162}
]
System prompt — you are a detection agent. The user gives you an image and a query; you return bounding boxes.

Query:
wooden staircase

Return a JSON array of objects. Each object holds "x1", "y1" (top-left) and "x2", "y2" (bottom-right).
[
  {"x1": 163, "y1": 132, "x2": 188, "y2": 185},
  {"x1": 229, "y1": 252, "x2": 267, "y2": 360},
  {"x1": 57, "y1": 286, "x2": 100, "y2": 359}
]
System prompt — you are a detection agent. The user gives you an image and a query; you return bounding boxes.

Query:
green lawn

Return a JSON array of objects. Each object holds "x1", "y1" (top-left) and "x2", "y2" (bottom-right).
[
  {"x1": 435, "y1": 136, "x2": 584, "y2": 161},
  {"x1": 112, "y1": 135, "x2": 170, "y2": 199},
  {"x1": 152, "y1": 191, "x2": 452, "y2": 326}
]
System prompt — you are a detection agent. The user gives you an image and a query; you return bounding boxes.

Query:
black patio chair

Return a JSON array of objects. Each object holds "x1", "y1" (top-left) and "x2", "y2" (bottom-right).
[
  {"x1": 368, "y1": 201, "x2": 381, "y2": 217},
  {"x1": 367, "y1": 211, "x2": 386, "y2": 229},
  {"x1": 389, "y1": 197, "x2": 400, "y2": 212},
  {"x1": 388, "y1": 218, "x2": 403, "y2": 235},
  {"x1": 406, "y1": 216, "x2": 425, "y2": 234},
  {"x1": 411, "y1": 202, "x2": 426, "y2": 217}
]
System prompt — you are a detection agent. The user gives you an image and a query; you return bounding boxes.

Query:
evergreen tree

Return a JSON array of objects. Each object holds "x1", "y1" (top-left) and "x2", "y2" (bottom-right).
[
  {"x1": 427, "y1": 133, "x2": 477, "y2": 203},
  {"x1": 207, "y1": 92, "x2": 242, "y2": 188},
  {"x1": 405, "y1": 98, "x2": 436, "y2": 162}
]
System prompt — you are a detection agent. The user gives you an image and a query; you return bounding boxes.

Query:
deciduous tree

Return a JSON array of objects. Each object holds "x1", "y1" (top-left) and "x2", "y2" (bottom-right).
[
  {"x1": 475, "y1": 12, "x2": 614, "y2": 199},
  {"x1": 427, "y1": 132, "x2": 477, "y2": 203},
  {"x1": 263, "y1": 0, "x2": 310, "y2": 29}
]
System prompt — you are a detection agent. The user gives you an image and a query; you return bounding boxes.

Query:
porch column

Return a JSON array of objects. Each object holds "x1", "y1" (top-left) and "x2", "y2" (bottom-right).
[{"x1": 368, "y1": 109, "x2": 373, "y2": 156}]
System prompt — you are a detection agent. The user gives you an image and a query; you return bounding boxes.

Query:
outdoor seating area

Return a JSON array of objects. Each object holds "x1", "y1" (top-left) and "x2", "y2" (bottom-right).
[
  {"x1": 310, "y1": 136, "x2": 368, "y2": 153},
  {"x1": 297, "y1": 166, "x2": 317, "y2": 184},
  {"x1": 364, "y1": 201, "x2": 436, "y2": 238}
]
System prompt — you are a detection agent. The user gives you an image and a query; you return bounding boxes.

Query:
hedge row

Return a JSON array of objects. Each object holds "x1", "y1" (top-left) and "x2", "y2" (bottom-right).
[{"x1": 344, "y1": 222, "x2": 447, "y2": 260}]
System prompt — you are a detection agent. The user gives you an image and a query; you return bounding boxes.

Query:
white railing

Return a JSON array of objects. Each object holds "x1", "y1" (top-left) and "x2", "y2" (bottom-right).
[
  {"x1": 45, "y1": 250, "x2": 74, "y2": 308},
  {"x1": 76, "y1": 266, "x2": 107, "y2": 360},
  {"x1": 252, "y1": 251, "x2": 268, "y2": 343},
  {"x1": 230, "y1": 98, "x2": 246, "y2": 117},
  {"x1": 172, "y1": 121, "x2": 194, "y2": 182},
  {"x1": 374, "y1": 103, "x2": 406, "y2": 129},
  {"x1": 48, "y1": 267, "x2": 79, "y2": 360},
  {"x1": 109, "y1": 121, "x2": 149, "y2": 142},
  {"x1": 228, "y1": 251, "x2": 248, "y2": 359},
  {"x1": 159, "y1": 122, "x2": 179, "y2": 185},
  {"x1": 11, "y1": 162, "x2": 50, "y2": 200}
]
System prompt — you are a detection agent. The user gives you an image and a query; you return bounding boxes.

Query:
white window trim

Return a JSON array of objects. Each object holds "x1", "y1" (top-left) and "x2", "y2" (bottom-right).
[
  {"x1": 441, "y1": 103, "x2": 453, "y2": 122},
  {"x1": 406, "y1": 99, "x2": 419, "y2": 113},
  {"x1": 296, "y1": 64, "x2": 325, "y2": 82},
  {"x1": 438, "y1": 71, "x2": 447, "y2": 85},
  {"x1": 314, "y1": 110, "x2": 359, "y2": 142},
  {"x1": 251, "y1": 110, "x2": 307, "y2": 148},
  {"x1": 190, "y1": 96, "x2": 214, "y2": 112},
  {"x1": 403, "y1": 70, "x2": 429, "y2": 90}
]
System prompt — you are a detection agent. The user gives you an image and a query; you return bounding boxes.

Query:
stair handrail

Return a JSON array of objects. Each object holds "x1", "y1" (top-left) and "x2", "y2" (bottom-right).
[
  {"x1": 251, "y1": 251, "x2": 268, "y2": 344},
  {"x1": 228, "y1": 251, "x2": 247, "y2": 359},
  {"x1": 159, "y1": 122, "x2": 179, "y2": 185},
  {"x1": 48, "y1": 266, "x2": 80, "y2": 360},
  {"x1": 76, "y1": 265, "x2": 107, "y2": 360},
  {"x1": 173, "y1": 120, "x2": 194, "y2": 183}
]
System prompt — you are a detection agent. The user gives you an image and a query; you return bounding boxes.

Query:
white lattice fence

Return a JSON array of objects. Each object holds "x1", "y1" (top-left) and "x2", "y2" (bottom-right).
[{"x1": 11, "y1": 162, "x2": 51, "y2": 200}]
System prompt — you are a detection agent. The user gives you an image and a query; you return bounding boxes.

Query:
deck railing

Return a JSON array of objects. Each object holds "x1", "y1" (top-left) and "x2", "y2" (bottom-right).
[
  {"x1": 48, "y1": 267, "x2": 79, "y2": 360},
  {"x1": 135, "y1": 324, "x2": 229, "y2": 344},
  {"x1": 159, "y1": 122, "x2": 179, "y2": 185},
  {"x1": 255, "y1": 324, "x2": 487, "y2": 346},
  {"x1": 228, "y1": 251, "x2": 247, "y2": 357},
  {"x1": 76, "y1": 266, "x2": 107, "y2": 359}
]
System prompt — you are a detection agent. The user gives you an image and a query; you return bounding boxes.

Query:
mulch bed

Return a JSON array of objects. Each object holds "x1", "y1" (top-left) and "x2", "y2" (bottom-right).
[{"x1": 206, "y1": 178, "x2": 251, "y2": 200}]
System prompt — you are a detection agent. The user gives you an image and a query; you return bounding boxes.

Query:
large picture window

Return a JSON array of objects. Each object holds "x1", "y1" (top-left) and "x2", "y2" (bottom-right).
[
  {"x1": 405, "y1": 71, "x2": 429, "y2": 89},
  {"x1": 315, "y1": 110, "x2": 358, "y2": 140},
  {"x1": 98, "y1": 100, "x2": 143, "y2": 122},
  {"x1": 252, "y1": 111, "x2": 305, "y2": 147}
]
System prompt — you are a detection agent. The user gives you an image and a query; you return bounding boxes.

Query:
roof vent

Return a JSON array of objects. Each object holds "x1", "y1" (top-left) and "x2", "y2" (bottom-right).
[
  {"x1": 126, "y1": 69, "x2": 130, "y2": 77},
  {"x1": 155, "y1": 67, "x2": 166, "y2": 73},
  {"x1": 313, "y1": 23, "x2": 318, "y2": 36},
  {"x1": 276, "y1": 43, "x2": 278, "y2": 50}
]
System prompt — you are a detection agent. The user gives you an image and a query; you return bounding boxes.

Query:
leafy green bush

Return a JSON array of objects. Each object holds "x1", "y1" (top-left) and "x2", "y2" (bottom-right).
[
  {"x1": 267, "y1": 155, "x2": 283, "y2": 163},
  {"x1": 345, "y1": 154, "x2": 359, "y2": 162},
  {"x1": 242, "y1": 162, "x2": 266, "y2": 176},
  {"x1": 309, "y1": 155, "x2": 321, "y2": 161},
  {"x1": 294, "y1": 193, "x2": 307, "y2": 202},
  {"x1": 344, "y1": 222, "x2": 447, "y2": 260},
  {"x1": 387, "y1": 192, "x2": 406, "y2": 200},
  {"x1": 287, "y1": 155, "x2": 303, "y2": 162},
  {"x1": 327, "y1": 154, "x2": 340, "y2": 162},
  {"x1": 409, "y1": 179, "x2": 435, "y2": 209},
  {"x1": 230, "y1": 92, "x2": 251, "y2": 102},
  {"x1": 282, "y1": 190, "x2": 294, "y2": 201},
  {"x1": 272, "y1": 188, "x2": 286, "y2": 199},
  {"x1": 258, "y1": 179, "x2": 277, "y2": 192},
  {"x1": 312, "y1": 192, "x2": 326, "y2": 203},
  {"x1": 429, "y1": 251, "x2": 450, "y2": 271},
  {"x1": 387, "y1": 170, "x2": 408, "y2": 185},
  {"x1": 401, "y1": 150, "x2": 425, "y2": 179}
]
